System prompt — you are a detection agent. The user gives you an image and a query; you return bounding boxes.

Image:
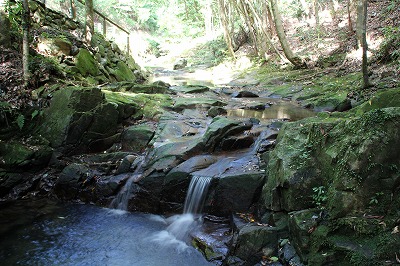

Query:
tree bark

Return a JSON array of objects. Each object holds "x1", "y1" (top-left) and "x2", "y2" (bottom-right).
[
  {"x1": 22, "y1": 0, "x2": 30, "y2": 87},
  {"x1": 270, "y1": 0, "x2": 305, "y2": 68},
  {"x1": 361, "y1": 0, "x2": 369, "y2": 89},
  {"x1": 70, "y1": 0, "x2": 77, "y2": 19},
  {"x1": 85, "y1": 0, "x2": 94, "y2": 44},
  {"x1": 218, "y1": 0, "x2": 235, "y2": 58},
  {"x1": 314, "y1": 0, "x2": 319, "y2": 27}
]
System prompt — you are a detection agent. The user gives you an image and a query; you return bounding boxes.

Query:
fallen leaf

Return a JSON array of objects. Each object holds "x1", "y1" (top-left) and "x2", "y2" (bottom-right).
[{"x1": 392, "y1": 226, "x2": 399, "y2": 234}]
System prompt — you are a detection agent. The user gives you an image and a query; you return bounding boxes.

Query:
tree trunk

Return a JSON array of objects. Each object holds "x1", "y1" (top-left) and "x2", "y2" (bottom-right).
[
  {"x1": 218, "y1": 0, "x2": 235, "y2": 58},
  {"x1": 314, "y1": 0, "x2": 319, "y2": 27},
  {"x1": 356, "y1": 0, "x2": 363, "y2": 46},
  {"x1": 347, "y1": 0, "x2": 353, "y2": 33},
  {"x1": 22, "y1": 0, "x2": 30, "y2": 87},
  {"x1": 361, "y1": 0, "x2": 369, "y2": 89},
  {"x1": 203, "y1": 0, "x2": 213, "y2": 37},
  {"x1": 85, "y1": 0, "x2": 94, "y2": 44},
  {"x1": 270, "y1": 0, "x2": 305, "y2": 68},
  {"x1": 70, "y1": 0, "x2": 77, "y2": 19}
]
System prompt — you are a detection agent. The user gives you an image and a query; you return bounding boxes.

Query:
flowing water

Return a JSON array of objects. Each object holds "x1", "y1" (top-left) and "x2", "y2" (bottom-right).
[
  {"x1": 0, "y1": 200, "x2": 212, "y2": 266},
  {"x1": 150, "y1": 175, "x2": 213, "y2": 246},
  {"x1": 109, "y1": 155, "x2": 146, "y2": 210}
]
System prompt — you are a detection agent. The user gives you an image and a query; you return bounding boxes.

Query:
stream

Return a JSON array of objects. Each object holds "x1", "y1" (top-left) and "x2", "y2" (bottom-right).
[
  {"x1": 0, "y1": 200, "x2": 212, "y2": 265},
  {"x1": 0, "y1": 67, "x2": 317, "y2": 265}
]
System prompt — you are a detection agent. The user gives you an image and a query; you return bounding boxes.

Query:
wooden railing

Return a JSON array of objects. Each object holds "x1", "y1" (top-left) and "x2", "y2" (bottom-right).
[{"x1": 44, "y1": 0, "x2": 131, "y2": 55}]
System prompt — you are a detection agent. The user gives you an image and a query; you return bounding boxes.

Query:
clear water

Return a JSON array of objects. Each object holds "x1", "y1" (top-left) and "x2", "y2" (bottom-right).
[{"x1": 0, "y1": 201, "x2": 212, "y2": 266}]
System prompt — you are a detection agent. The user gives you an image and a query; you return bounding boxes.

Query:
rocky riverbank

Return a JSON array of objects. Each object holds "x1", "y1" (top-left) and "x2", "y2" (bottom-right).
[{"x1": 1, "y1": 1, "x2": 400, "y2": 265}]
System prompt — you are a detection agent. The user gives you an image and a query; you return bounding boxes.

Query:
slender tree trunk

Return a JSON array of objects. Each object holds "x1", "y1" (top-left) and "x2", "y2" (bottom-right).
[
  {"x1": 361, "y1": 0, "x2": 369, "y2": 89},
  {"x1": 329, "y1": 0, "x2": 337, "y2": 22},
  {"x1": 85, "y1": 0, "x2": 94, "y2": 44},
  {"x1": 244, "y1": 0, "x2": 285, "y2": 61},
  {"x1": 356, "y1": 0, "x2": 363, "y2": 46},
  {"x1": 270, "y1": 0, "x2": 305, "y2": 68},
  {"x1": 22, "y1": 0, "x2": 30, "y2": 87},
  {"x1": 203, "y1": 0, "x2": 213, "y2": 37},
  {"x1": 70, "y1": 0, "x2": 76, "y2": 19},
  {"x1": 314, "y1": 0, "x2": 319, "y2": 27},
  {"x1": 218, "y1": 0, "x2": 235, "y2": 58},
  {"x1": 347, "y1": 0, "x2": 353, "y2": 33}
]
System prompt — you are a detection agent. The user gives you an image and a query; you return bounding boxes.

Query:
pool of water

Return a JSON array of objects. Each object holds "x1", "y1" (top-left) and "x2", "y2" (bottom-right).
[
  {"x1": 0, "y1": 200, "x2": 212, "y2": 266},
  {"x1": 227, "y1": 100, "x2": 315, "y2": 121}
]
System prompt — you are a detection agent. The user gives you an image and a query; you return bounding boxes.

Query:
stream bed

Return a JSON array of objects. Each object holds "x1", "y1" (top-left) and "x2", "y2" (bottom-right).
[{"x1": 0, "y1": 200, "x2": 212, "y2": 266}]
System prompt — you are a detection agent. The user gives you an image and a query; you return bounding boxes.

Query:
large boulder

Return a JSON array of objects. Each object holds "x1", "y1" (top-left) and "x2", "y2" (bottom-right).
[
  {"x1": 261, "y1": 106, "x2": 400, "y2": 265},
  {"x1": 38, "y1": 87, "x2": 119, "y2": 154},
  {"x1": 262, "y1": 107, "x2": 400, "y2": 216},
  {"x1": 120, "y1": 123, "x2": 155, "y2": 152}
]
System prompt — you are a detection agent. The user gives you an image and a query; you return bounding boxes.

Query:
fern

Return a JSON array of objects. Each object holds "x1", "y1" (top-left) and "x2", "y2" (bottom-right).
[{"x1": 16, "y1": 114, "x2": 25, "y2": 130}]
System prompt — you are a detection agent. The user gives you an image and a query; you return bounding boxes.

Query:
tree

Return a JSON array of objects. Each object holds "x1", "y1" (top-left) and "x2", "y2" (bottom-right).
[
  {"x1": 269, "y1": 0, "x2": 305, "y2": 68},
  {"x1": 218, "y1": 0, "x2": 235, "y2": 58},
  {"x1": 360, "y1": 0, "x2": 369, "y2": 89},
  {"x1": 22, "y1": 0, "x2": 30, "y2": 87},
  {"x1": 85, "y1": 0, "x2": 94, "y2": 44}
]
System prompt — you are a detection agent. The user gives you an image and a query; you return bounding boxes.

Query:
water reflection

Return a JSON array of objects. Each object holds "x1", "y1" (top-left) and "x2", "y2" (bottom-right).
[
  {"x1": 227, "y1": 101, "x2": 315, "y2": 121},
  {"x1": 0, "y1": 201, "x2": 211, "y2": 266}
]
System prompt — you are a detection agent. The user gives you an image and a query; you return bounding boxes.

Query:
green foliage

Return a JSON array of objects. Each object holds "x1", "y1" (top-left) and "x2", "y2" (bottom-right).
[
  {"x1": 378, "y1": 26, "x2": 400, "y2": 65},
  {"x1": 312, "y1": 186, "x2": 327, "y2": 208},
  {"x1": 16, "y1": 114, "x2": 25, "y2": 130},
  {"x1": 5, "y1": 0, "x2": 23, "y2": 32},
  {"x1": 369, "y1": 192, "x2": 384, "y2": 206}
]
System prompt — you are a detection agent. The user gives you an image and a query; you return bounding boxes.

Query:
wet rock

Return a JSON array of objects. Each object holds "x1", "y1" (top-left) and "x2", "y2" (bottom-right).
[
  {"x1": 207, "y1": 106, "x2": 227, "y2": 118},
  {"x1": 220, "y1": 135, "x2": 254, "y2": 150},
  {"x1": 54, "y1": 163, "x2": 91, "y2": 199},
  {"x1": 243, "y1": 102, "x2": 267, "y2": 110},
  {"x1": 203, "y1": 117, "x2": 252, "y2": 151},
  {"x1": 232, "y1": 91, "x2": 259, "y2": 98},
  {"x1": 115, "y1": 155, "x2": 137, "y2": 175},
  {"x1": 173, "y1": 97, "x2": 226, "y2": 112},
  {"x1": 0, "y1": 172, "x2": 26, "y2": 197},
  {"x1": 169, "y1": 85, "x2": 210, "y2": 94},
  {"x1": 211, "y1": 171, "x2": 265, "y2": 215},
  {"x1": 230, "y1": 224, "x2": 279, "y2": 264},
  {"x1": 162, "y1": 155, "x2": 218, "y2": 204},
  {"x1": 96, "y1": 173, "x2": 129, "y2": 197},
  {"x1": 121, "y1": 124, "x2": 155, "y2": 152},
  {"x1": 173, "y1": 58, "x2": 187, "y2": 70}
]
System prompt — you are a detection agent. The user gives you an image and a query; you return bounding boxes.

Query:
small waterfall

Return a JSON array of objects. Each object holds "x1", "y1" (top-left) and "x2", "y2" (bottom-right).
[
  {"x1": 109, "y1": 155, "x2": 145, "y2": 210},
  {"x1": 183, "y1": 176, "x2": 212, "y2": 214},
  {"x1": 150, "y1": 175, "x2": 212, "y2": 248}
]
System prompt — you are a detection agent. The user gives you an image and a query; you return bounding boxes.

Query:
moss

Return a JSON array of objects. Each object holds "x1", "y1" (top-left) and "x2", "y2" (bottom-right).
[
  {"x1": 112, "y1": 61, "x2": 135, "y2": 82},
  {"x1": 354, "y1": 89, "x2": 400, "y2": 115},
  {"x1": 103, "y1": 90, "x2": 172, "y2": 120},
  {"x1": 75, "y1": 48, "x2": 99, "y2": 77}
]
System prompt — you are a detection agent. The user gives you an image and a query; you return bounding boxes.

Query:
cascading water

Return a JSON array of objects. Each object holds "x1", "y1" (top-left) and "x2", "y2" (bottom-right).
[
  {"x1": 183, "y1": 175, "x2": 212, "y2": 214},
  {"x1": 109, "y1": 155, "x2": 145, "y2": 210},
  {"x1": 150, "y1": 175, "x2": 212, "y2": 249}
]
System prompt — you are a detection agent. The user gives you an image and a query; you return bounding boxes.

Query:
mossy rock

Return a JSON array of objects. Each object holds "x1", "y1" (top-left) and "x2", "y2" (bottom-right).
[
  {"x1": 354, "y1": 89, "x2": 400, "y2": 115},
  {"x1": 112, "y1": 61, "x2": 135, "y2": 82},
  {"x1": 0, "y1": 140, "x2": 52, "y2": 170},
  {"x1": 75, "y1": 48, "x2": 99, "y2": 77},
  {"x1": 121, "y1": 123, "x2": 155, "y2": 152},
  {"x1": 104, "y1": 90, "x2": 172, "y2": 120},
  {"x1": 262, "y1": 107, "x2": 400, "y2": 218},
  {"x1": 173, "y1": 97, "x2": 226, "y2": 111},
  {"x1": 38, "y1": 87, "x2": 119, "y2": 154}
]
